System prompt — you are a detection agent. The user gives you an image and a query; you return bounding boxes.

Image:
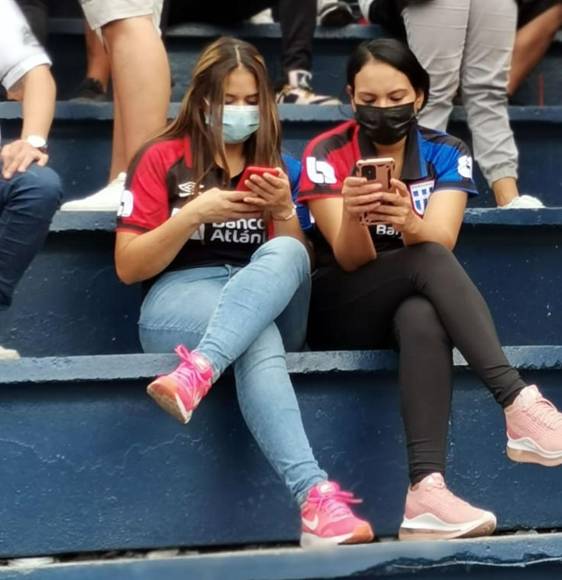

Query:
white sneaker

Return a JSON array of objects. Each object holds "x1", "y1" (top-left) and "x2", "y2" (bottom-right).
[
  {"x1": 8, "y1": 557, "x2": 55, "y2": 568},
  {"x1": 500, "y1": 195, "x2": 544, "y2": 209},
  {"x1": 248, "y1": 9, "x2": 273, "y2": 24},
  {"x1": 0, "y1": 345, "x2": 20, "y2": 360},
  {"x1": 318, "y1": 0, "x2": 354, "y2": 26},
  {"x1": 61, "y1": 172, "x2": 127, "y2": 212},
  {"x1": 276, "y1": 70, "x2": 341, "y2": 106}
]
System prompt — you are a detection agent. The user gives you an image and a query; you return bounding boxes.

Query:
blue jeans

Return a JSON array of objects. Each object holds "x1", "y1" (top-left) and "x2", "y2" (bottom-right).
[
  {"x1": 139, "y1": 237, "x2": 328, "y2": 505},
  {"x1": 0, "y1": 164, "x2": 62, "y2": 309}
]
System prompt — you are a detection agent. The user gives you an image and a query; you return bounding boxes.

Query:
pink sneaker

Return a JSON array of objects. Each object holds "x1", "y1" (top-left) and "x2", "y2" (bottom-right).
[
  {"x1": 399, "y1": 473, "x2": 497, "y2": 541},
  {"x1": 300, "y1": 481, "x2": 374, "y2": 548},
  {"x1": 146, "y1": 345, "x2": 213, "y2": 424},
  {"x1": 505, "y1": 385, "x2": 562, "y2": 466}
]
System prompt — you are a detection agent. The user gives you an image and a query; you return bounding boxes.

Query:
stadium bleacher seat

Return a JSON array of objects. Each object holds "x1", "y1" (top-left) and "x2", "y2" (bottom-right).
[{"x1": 0, "y1": 16, "x2": 560, "y2": 579}]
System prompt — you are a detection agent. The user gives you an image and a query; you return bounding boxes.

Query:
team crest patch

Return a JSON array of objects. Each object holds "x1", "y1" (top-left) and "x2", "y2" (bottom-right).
[{"x1": 409, "y1": 180, "x2": 434, "y2": 216}]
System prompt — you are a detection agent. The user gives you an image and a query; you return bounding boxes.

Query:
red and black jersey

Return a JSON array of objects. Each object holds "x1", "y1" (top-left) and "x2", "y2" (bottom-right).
[
  {"x1": 117, "y1": 136, "x2": 271, "y2": 272},
  {"x1": 298, "y1": 119, "x2": 478, "y2": 266}
]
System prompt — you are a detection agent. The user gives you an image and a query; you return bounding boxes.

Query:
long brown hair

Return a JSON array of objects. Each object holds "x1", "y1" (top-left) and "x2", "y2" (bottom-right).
[{"x1": 157, "y1": 36, "x2": 283, "y2": 190}]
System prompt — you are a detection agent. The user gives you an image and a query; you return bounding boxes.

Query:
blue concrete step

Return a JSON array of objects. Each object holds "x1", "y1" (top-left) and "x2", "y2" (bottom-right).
[
  {"x1": 46, "y1": 19, "x2": 562, "y2": 106},
  {"x1": 0, "y1": 208, "x2": 560, "y2": 356},
  {"x1": 1, "y1": 102, "x2": 561, "y2": 206},
  {"x1": 2, "y1": 533, "x2": 562, "y2": 579},
  {"x1": 0, "y1": 348, "x2": 560, "y2": 557}
]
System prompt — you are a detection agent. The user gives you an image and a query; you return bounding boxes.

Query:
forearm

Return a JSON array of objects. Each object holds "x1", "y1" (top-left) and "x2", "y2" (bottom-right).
[
  {"x1": 20, "y1": 65, "x2": 56, "y2": 139},
  {"x1": 402, "y1": 215, "x2": 457, "y2": 250},
  {"x1": 334, "y1": 212, "x2": 376, "y2": 271},
  {"x1": 271, "y1": 213, "x2": 308, "y2": 247},
  {"x1": 116, "y1": 210, "x2": 202, "y2": 284}
]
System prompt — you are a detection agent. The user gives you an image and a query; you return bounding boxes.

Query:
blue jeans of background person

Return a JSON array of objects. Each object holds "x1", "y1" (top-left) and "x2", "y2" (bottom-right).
[
  {"x1": 0, "y1": 164, "x2": 62, "y2": 309},
  {"x1": 140, "y1": 237, "x2": 328, "y2": 505}
]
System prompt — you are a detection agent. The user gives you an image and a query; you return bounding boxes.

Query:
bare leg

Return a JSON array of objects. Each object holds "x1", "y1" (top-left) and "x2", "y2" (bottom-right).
[
  {"x1": 508, "y1": 4, "x2": 562, "y2": 96},
  {"x1": 109, "y1": 80, "x2": 126, "y2": 181},
  {"x1": 84, "y1": 21, "x2": 110, "y2": 91},
  {"x1": 492, "y1": 176, "x2": 519, "y2": 207},
  {"x1": 102, "y1": 16, "x2": 170, "y2": 165}
]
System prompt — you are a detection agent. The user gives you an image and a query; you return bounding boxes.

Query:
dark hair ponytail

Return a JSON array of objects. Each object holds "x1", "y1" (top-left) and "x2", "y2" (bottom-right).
[{"x1": 346, "y1": 38, "x2": 430, "y2": 109}]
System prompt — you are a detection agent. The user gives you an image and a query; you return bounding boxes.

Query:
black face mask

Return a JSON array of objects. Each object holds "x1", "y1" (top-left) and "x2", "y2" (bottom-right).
[{"x1": 354, "y1": 102, "x2": 416, "y2": 145}]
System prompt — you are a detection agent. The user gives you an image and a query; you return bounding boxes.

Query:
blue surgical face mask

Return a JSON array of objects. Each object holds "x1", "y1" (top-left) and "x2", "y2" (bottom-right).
[{"x1": 217, "y1": 105, "x2": 260, "y2": 144}]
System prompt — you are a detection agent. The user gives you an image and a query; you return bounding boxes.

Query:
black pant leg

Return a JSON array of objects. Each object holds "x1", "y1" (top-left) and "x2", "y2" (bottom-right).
[
  {"x1": 277, "y1": 0, "x2": 316, "y2": 79},
  {"x1": 15, "y1": 0, "x2": 49, "y2": 45},
  {"x1": 310, "y1": 242, "x2": 525, "y2": 406},
  {"x1": 168, "y1": 0, "x2": 273, "y2": 25},
  {"x1": 403, "y1": 243, "x2": 526, "y2": 407},
  {"x1": 394, "y1": 296, "x2": 453, "y2": 485}
]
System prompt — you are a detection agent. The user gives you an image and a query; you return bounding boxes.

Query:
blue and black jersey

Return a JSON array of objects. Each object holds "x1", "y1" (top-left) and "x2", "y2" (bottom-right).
[{"x1": 299, "y1": 119, "x2": 477, "y2": 264}]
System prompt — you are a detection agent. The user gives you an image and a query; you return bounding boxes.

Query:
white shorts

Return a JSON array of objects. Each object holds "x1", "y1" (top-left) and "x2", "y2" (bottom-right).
[{"x1": 79, "y1": 0, "x2": 163, "y2": 35}]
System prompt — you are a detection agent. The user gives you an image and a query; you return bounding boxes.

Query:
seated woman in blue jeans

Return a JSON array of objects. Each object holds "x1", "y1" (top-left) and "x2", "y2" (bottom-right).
[{"x1": 114, "y1": 37, "x2": 373, "y2": 548}]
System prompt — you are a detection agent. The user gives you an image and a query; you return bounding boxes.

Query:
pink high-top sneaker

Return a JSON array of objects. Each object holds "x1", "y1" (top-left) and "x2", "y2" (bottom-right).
[{"x1": 147, "y1": 345, "x2": 213, "y2": 424}]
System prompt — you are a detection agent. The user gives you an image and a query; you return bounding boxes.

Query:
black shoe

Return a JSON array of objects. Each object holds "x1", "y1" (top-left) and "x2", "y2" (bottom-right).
[
  {"x1": 71, "y1": 78, "x2": 107, "y2": 102},
  {"x1": 319, "y1": 1, "x2": 355, "y2": 27}
]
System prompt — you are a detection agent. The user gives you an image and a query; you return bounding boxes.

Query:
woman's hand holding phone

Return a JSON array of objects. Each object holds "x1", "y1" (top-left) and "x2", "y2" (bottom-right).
[
  {"x1": 342, "y1": 176, "x2": 384, "y2": 218},
  {"x1": 241, "y1": 168, "x2": 294, "y2": 219},
  {"x1": 188, "y1": 187, "x2": 262, "y2": 224},
  {"x1": 364, "y1": 178, "x2": 421, "y2": 234}
]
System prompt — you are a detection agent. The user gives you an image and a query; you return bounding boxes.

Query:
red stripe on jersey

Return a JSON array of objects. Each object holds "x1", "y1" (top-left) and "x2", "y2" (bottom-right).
[
  {"x1": 118, "y1": 138, "x2": 186, "y2": 233},
  {"x1": 300, "y1": 120, "x2": 360, "y2": 199}
]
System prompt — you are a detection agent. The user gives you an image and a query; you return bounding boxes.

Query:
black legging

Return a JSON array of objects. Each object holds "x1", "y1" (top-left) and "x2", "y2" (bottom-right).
[{"x1": 308, "y1": 242, "x2": 526, "y2": 485}]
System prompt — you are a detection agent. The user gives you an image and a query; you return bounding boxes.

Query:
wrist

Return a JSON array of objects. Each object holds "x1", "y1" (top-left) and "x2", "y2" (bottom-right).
[
  {"x1": 24, "y1": 135, "x2": 48, "y2": 152},
  {"x1": 271, "y1": 204, "x2": 297, "y2": 221},
  {"x1": 182, "y1": 197, "x2": 204, "y2": 225},
  {"x1": 342, "y1": 207, "x2": 363, "y2": 226},
  {"x1": 405, "y1": 213, "x2": 423, "y2": 236}
]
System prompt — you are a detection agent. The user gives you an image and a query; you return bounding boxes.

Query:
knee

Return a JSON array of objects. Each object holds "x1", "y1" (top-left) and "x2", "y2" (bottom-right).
[
  {"x1": 19, "y1": 165, "x2": 63, "y2": 214},
  {"x1": 259, "y1": 236, "x2": 310, "y2": 276},
  {"x1": 410, "y1": 241, "x2": 454, "y2": 265},
  {"x1": 102, "y1": 15, "x2": 155, "y2": 44},
  {"x1": 394, "y1": 296, "x2": 450, "y2": 345},
  {"x1": 428, "y1": 74, "x2": 460, "y2": 103}
]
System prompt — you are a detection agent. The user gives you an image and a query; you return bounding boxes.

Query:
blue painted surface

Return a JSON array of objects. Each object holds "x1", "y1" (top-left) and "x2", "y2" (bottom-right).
[
  {"x1": 0, "y1": 349, "x2": 560, "y2": 557},
  {"x1": 2, "y1": 533, "x2": 562, "y2": 579},
  {"x1": 2, "y1": 103, "x2": 561, "y2": 205},
  {"x1": 45, "y1": 19, "x2": 562, "y2": 105},
  {"x1": 0, "y1": 16, "x2": 560, "y2": 570},
  {"x1": 0, "y1": 210, "x2": 560, "y2": 356}
]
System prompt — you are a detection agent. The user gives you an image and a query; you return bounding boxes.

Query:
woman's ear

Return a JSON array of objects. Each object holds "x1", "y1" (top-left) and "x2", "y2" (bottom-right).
[
  {"x1": 347, "y1": 85, "x2": 355, "y2": 111},
  {"x1": 414, "y1": 91, "x2": 424, "y2": 114}
]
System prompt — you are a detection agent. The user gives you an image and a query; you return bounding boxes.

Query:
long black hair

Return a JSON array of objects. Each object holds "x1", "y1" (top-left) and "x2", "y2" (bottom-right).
[{"x1": 346, "y1": 38, "x2": 430, "y2": 109}]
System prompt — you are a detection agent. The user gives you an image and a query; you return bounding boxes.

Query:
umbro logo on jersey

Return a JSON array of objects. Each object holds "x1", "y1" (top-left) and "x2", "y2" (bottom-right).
[
  {"x1": 306, "y1": 157, "x2": 337, "y2": 185},
  {"x1": 177, "y1": 181, "x2": 197, "y2": 197}
]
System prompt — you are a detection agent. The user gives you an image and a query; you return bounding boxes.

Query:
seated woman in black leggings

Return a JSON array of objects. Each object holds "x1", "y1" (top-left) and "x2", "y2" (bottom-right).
[{"x1": 298, "y1": 38, "x2": 562, "y2": 541}]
